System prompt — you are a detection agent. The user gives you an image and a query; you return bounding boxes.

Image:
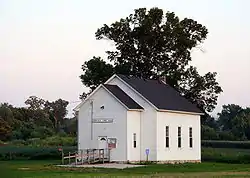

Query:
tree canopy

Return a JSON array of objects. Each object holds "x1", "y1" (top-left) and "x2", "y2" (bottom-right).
[
  {"x1": 202, "y1": 104, "x2": 250, "y2": 141},
  {"x1": 80, "y1": 7, "x2": 222, "y2": 113}
]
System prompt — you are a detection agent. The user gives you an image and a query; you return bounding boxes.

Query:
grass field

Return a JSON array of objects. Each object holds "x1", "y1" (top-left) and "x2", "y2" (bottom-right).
[{"x1": 2, "y1": 160, "x2": 250, "y2": 177}]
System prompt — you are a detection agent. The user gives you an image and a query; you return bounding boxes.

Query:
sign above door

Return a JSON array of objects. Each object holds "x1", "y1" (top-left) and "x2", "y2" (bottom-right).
[{"x1": 92, "y1": 118, "x2": 113, "y2": 123}]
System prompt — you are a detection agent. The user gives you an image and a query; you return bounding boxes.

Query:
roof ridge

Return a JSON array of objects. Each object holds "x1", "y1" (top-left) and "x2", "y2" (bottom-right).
[
  {"x1": 115, "y1": 73, "x2": 202, "y2": 114},
  {"x1": 117, "y1": 73, "x2": 169, "y2": 86}
]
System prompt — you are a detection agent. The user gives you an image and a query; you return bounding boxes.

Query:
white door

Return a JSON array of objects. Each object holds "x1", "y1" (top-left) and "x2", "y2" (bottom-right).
[{"x1": 98, "y1": 136, "x2": 107, "y2": 149}]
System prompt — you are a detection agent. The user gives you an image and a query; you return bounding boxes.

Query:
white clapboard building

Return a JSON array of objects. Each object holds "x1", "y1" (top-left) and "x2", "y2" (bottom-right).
[{"x1": 74, "y1": 74, "x2": 203, "y2": 163}]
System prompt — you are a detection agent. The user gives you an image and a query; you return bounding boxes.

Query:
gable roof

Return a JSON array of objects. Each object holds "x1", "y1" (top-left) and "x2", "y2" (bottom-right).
[
  {"x1": 116, "y1": 74, "x2": 203, "y2": 114},
  {"x1": 103, "y1": 84, "x2": 143, "y2": 110},
  {"x1": 73, "y1": 84, "x2": 143, "y2": 112}
]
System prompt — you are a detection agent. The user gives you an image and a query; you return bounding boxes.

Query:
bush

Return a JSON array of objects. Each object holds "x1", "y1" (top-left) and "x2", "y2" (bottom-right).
[
  {"x1": 40, "y1": 136, "x2": 76, "y2": 147},
  {"x1": 217, "y1": 131, "x2": 236, "y2": 141},
  {"x1": 25, "y1": 138, "x2": 42, "y2": 146},
  {"x1": 8, "y1": 136, "x2": 77, "y2": 147},
  {"x1": 201, "y1": 125, "x2": 219, "y2": 140},
  {"x1": 30, "y1": 127, "x2": 54, "y2": 139},
  {"x1": 0, "y1": 140, "x2": 5, "y2": 146},
  {"x1": 0, "y1": 146, "x2": 76, "y2": 160},
  {"x1": 202, "y1": 140, "x2": 250, "y2": 149},
  {"x1": 9, "y1": 139, "x2": 26, "y2": 146}
]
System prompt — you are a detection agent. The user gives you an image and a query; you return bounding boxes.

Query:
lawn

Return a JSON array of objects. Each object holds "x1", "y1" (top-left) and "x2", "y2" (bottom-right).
[{"x1": 2, "y1": 160, "x2": 250, "y2": 178}]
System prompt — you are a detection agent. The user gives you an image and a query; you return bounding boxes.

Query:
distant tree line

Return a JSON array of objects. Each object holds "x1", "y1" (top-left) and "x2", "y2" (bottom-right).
[
  {"x1": 0, "y1": 96, "x2": 77, "y2": 142},
  {"x1": 1, "y1": 96, "x2": 249, "y2": 142},
  {"x1": 202, "y1": 104, "x2": 250, "y2": 140}
]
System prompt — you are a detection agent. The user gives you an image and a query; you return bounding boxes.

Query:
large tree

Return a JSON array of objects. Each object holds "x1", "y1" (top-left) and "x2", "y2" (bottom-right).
[
  {"x1": 25, "y1": 96, "x2": 45, "y2": 110},
  {"x1": 80, "y1": 7, "x2": 222, "y2": 113},
  {"x1": 44, "y1": 99, "x2": 69, "y2": 132},
  {"x1": 0, "y1": 103, "x2": 14, "y2": 125},
  {"x1": 217, "y1": 104, "x2": 243, "y2": 131},
  {"x1": 0, "y1": 116, "x2": 11, "y2": 141}
]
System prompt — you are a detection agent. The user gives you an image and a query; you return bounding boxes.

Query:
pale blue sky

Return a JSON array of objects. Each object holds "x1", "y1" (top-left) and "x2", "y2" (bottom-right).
[{"x1": 1, "y1": 0, "x2": 250, "y2": 116}]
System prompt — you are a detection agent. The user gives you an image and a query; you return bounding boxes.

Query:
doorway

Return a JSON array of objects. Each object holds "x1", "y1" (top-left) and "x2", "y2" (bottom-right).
[{"x1": 98, "y1": 136, "x2": 107, "y2": 149}]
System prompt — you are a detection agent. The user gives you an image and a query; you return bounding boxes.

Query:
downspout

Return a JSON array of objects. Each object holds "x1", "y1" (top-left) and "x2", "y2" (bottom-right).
[
  {"x1": 90, "y1": 100, "x2": 94, "y2": 141},
  {"x1": 140, "y1": 111, "x2": 142, "y2": 161},
  {"x1": 77, "y1": 111, "x2": 80, "y2": 151}
]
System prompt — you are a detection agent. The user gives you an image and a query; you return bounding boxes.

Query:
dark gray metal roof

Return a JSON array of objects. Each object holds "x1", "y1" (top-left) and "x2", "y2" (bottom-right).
[
  {"x1": 104, "y1": 84, "x2": 143, "y2": 110},
  {"x1": 117, "y1": 74, "x2": 202, "y2": 113}
]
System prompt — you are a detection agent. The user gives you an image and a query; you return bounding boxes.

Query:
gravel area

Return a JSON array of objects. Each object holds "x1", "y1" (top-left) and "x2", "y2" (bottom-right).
[{"x1": 57, "y1": 163, "x2": 145, "y2": 169}]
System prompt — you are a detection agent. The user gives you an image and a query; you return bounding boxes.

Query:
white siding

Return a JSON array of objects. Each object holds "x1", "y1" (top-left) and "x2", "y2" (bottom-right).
[
  {"x1": 78, "y1": 86, "x2": 127, "y2": 161},
  {"x1": 108, "y1": 77, "x2": 157, "y2": 161},
  {"x1": 127, "y1": 111, "x2": 141, "y2": 161},
  {"x1": 156, "y1": 112, "x2": 201, "y2": 161}
]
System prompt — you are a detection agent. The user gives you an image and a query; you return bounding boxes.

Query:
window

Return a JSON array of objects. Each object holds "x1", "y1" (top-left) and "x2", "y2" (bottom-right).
[
  {"x1": 189, "y1": 127, "x2": 193, "y2": 148},
  {"x1": 166, "y1": 126, "x2": 169, "y2": 148},
  {"x1": 133, "y1": 133, "x2": 136, "y2": 148},
  {"x1": 178, "y1": 127, "x2": 181, "y2": 148},
  {"x1": 100, "y1": 137, "x2": 106, "y2": 141}
]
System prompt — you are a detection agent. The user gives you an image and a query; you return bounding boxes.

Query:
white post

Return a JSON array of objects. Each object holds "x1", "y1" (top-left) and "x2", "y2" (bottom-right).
[{"x1": 81, "y1": 150, "x2": 83, "y2": 164}]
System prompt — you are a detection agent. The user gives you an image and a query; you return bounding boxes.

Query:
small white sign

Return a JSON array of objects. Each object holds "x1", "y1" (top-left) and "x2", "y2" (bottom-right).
[{"x1": 92, "y1": 118, "x2": 113, "y2": 123}]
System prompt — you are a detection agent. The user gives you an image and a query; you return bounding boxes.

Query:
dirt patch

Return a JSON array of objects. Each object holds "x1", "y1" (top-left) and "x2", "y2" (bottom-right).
[
  {"x1": 57, "y1": 163, "x2": 145, "y2": 169},
  {"x1": 18, "y1": 167, "x2": 31, "y2": 170}
]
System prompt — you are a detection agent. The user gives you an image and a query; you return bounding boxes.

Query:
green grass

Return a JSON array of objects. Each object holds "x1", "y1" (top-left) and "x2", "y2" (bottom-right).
[
  {"x1": 2, "y1": 160, "x2": 250, "y2": 177},
  {"x1": 202, "y1": 147, "x2": 250, "y2": 163}
]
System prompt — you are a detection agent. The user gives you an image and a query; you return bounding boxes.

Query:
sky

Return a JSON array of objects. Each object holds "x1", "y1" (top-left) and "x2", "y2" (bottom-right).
[{"x1": 0, "y1": 0, "x2": 250, "y2": 117}]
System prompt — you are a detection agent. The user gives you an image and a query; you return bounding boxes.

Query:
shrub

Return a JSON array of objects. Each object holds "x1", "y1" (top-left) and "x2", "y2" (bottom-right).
[
  {"x1": 9, "y1": 139, "x2": 26, "y2": 146},
  {"x1": 0, "y1": 146, "x2": 76, "y2": 160},
  {"x1": 25, "y1": 138, "x2": 42, "y2": 146},
  {"x1": 8, "y1": 136, "x2": 77, "y2": 147},
  {"x1": 30, "y1": 127, "x2": 54, "y2": 139},
  {"x1": 0, "y1": 140, "x2": 5, "y2": 146},
  {"x1": 41, "y1": 136, "x2": 76, "y2": 147}
]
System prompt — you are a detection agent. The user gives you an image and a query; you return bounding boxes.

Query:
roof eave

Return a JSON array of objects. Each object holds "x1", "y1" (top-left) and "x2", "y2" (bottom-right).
[
  {"x1": 157, "y1": 109, "x2": 204, "y2": 116},
  {"x1": 128, "y1": 108, "x2": 144, "y2": 112},
  {"x1": 73, "y1": 84, "x2": 104, "y2": 111}
]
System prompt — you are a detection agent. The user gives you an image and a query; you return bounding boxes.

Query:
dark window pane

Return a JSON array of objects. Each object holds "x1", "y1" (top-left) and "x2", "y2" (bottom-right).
[
  {"x1": 178, "y1": 127, "x2": 181, "y2": 136},
  {"x1": 166, "y1": 137, "x2": 169, "y2": 148},
  {"x1": 133, "y1": 133, "x2": 136, "y2": 148},
  {"x1": 189, "y1": 138, "x2": 193, "y2": 148},
  {"x1": 189, "y1": 127, "x2": 192, "y2": 137},
  {"x1": 166, "y1": 126, "x2": 169, "y2": 136},
  {"x1": 178, "y1": 137, "x2": 181, "y2": 148}
]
